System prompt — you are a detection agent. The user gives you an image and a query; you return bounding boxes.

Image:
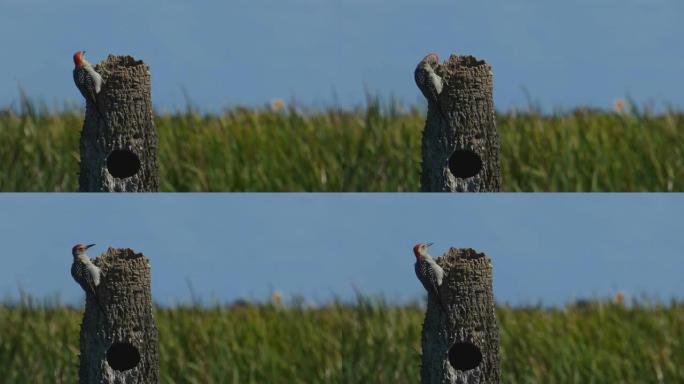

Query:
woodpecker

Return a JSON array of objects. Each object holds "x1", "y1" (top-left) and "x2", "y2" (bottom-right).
[
  {"x1": 71, "y1": 243, "x2": 106, "y2": 315},
  {"x1": 413, "y1": 242, "x2": 447, "y2": 313},
  {"x1": 72, "y1": 51, "x2": 104, "y2": 117},
  {"x1": 414, "y1": 53, "x2": 447, "y2": 121}
]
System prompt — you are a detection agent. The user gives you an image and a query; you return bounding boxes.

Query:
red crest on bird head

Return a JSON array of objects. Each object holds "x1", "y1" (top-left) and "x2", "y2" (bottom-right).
[
  {"x1": 73, "y1": 51, "x2": 84, "y2": 66},
  {"x1": 72, "y1": 243, "x2": 95, "y2": 256},
  {"x1": 413, "y1": 242, "x2": 433, "y2": 258},
  {"x1": 413, "y1": 243, "x2": 423, "y2": 258},
  {"x1": 72, "y1": 243, "x2": 84, "y2": 256},
  {"x1": 424, "y1": 53, "x2": 439, "y2": 65}
]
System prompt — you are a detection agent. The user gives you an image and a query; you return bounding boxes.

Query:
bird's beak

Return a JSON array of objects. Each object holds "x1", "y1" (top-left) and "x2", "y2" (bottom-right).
[
  {"x1": 426, "y1": 242, "x2": 434, "y2": 247},
  {"x1": 86, "y1": 244, "x2": 95, "y2": 249}
]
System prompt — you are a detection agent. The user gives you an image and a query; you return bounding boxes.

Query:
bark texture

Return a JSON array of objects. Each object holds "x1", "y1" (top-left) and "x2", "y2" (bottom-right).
[
  {"x1": 419, "y1": 55, "x2": 501, "y2": 192},
  {"x1": 79, "y1": 54, "x2": 159, "y2": 192},
  {"x1": 79, "y1": 247, "x2": 159, "y2": 384},
  {"x1": 420, "y1": 248, "x2": 500, "y2": 384}
]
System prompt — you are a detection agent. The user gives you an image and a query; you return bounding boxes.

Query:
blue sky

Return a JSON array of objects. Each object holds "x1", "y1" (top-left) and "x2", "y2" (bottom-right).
[
  {"x1": 1, "y1": 0, "x2": 682, "y2": 112},
  {"x1": 0, "y1": 194, "x2": 682, "y2": 307}
]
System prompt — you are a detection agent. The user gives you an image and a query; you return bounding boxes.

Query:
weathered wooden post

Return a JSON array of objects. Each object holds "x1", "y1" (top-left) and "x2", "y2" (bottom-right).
[
  {"x1": 78, "y1": 247, "x2": 159, "y2": 383},
  {"x1": 415, "y1": 53, "x2": 501, "y2": 192},
  {"x1": 420, "y1": 248, "x2": 500, "y2": 383},
  {"x1": 79, "y1": 54, "x2": 159, "y2": 192}
]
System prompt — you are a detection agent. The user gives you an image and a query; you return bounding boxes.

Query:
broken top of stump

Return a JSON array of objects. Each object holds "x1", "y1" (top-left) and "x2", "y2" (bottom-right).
[
  {"x1": 440, "y1": 246, "x2": 488, "y2": 264},
  {"x1": 440, "y1": 55, "x2": 490, "y2": 75},
  {"x1": 94, "y1": 55, "x2": 148, "y2": 96},
  {"x1": 97, "y1": 54, "x2": 146, "y2": 70}
]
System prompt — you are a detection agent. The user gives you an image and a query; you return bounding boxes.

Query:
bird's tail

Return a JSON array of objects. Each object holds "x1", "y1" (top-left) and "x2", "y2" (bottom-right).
[
  {"x1": 90, "y1": 102, "x2": 104, "y2": 119},
  {"x1": 438, "y1": 297, "x2": 448, "y2": 315},
  {"x1": 432, "y1": 293, "x2": 448, "y2": 315},
  {"x1": 89, "y1": 292, "x2": 107, "y2": 318},
  {"x1": 434, "y1": 102, "x2": 448, "y2": 123}
]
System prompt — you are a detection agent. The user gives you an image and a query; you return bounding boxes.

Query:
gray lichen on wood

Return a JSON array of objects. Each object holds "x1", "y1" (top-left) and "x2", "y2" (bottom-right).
[
  {"x1": 79, "y1": 54, "x2": 159, "y2": 192},
  {"x1": 79, "y1": 247, "x2": 159, "y2": 383},
  {"x1": 419, "y1": 54, "x2": 501, "y2": 192},
  {"x1": 420, "y1": 248, "x2": 500, "y2": 384}
]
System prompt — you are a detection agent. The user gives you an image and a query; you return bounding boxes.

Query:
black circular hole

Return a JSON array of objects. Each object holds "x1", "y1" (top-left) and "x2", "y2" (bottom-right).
[
  {"x1": 448, "y1": 149, "x2": 482, "y2": 179},
  {"x1": 448, "y1": 342, "x2": 482, "y2": 371},
  {"x1": 106, "y1": 342, "x2": 140, "y2": 371},
  {"x1": 106, "y1": 149, "x2": 141, "y2": 179}
]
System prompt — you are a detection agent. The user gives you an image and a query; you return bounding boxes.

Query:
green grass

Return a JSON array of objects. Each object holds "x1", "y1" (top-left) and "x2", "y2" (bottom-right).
[
  {"x1": 1, "y1": 99, "x2": 683, "y2": 191},
  {"x1": 0, "y1": 296, "x2": 682, "y2": 383}
]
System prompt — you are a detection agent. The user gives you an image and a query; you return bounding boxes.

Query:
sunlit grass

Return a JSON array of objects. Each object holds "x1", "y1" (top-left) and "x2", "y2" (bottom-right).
[
  {"x1": 1, "y1": 98, "x2": 682, "y2": 191},
  {"x1": 0, "y1": 296, "x2": 682, "y2": 383}
]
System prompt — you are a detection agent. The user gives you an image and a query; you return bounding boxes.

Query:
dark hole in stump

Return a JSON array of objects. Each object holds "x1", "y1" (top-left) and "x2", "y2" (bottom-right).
[
  {"x1": 448, "y1": 342, "x2": 482, "y2": 371},
  {"x1": 106, "y1": 342, "x2": 140, "y2": 371},
  {"x1": 448, "y1": 149, "x2": 482, "y2": 179},
  {"x1": 106, "y1": 149, "x2": 141, "y2": 179}
]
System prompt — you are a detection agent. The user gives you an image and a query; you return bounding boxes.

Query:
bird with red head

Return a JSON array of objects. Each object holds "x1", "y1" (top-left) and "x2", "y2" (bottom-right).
[
  {"x1": 70, "y1": 243, "x2": 106, "y2": 316},
  {"x1": 72, "y1": 50, "x2": 103, "y2": 117},
  {"x1": 413, "y1": 242, "x2": 447, "y2": 313}
]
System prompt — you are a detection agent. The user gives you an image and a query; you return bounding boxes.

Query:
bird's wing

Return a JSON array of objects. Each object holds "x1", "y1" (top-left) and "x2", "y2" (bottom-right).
[
  {"x1": 85, "y1": 76, "x2": 99, "y2": 106},
  {"x1": 73, "y1": 70, "x2": 88, "y2": 100},
  {"x1": 86, "y1": 279, "x2": 98, "y2": 297}
]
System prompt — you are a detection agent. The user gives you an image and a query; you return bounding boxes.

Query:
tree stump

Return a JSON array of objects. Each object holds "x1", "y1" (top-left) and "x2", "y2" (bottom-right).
[
  {"x1": 416, "y1": 54, "x2": 501, "y2": 192},
  {"x1": 420, "y1": 248, "x2": 500, "y2": 384},
  {"x1": 78, "y1": 247, "x2": 159, "y2": 383},
  {"x1": 78, "y1": 54, "x2": 159, "y2": 192}
]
